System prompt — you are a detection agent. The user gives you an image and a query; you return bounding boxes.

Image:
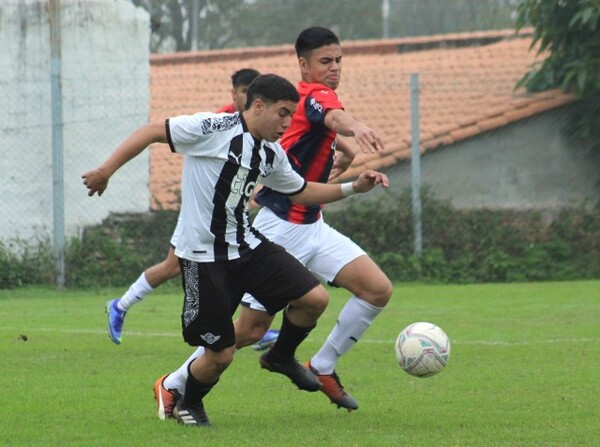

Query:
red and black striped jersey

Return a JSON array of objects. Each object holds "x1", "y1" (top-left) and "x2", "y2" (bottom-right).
[{"x1": 256, "y1": 81, "x2": 344, "y2": 224}]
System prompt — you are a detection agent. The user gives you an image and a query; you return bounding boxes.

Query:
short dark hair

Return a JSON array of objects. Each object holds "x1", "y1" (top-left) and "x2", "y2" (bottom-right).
[
  {"x1": 244, "y1": 74, "x2": 299, "y2": 109},
  {"x1": 231, "y1": 68, "x2": 260, "y2": 88},
  {"x1": 295, "y1": 26, "x2": 340, "y2": 59}
]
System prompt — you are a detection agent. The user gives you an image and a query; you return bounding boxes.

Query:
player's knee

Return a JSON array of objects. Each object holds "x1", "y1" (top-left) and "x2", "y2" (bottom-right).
[
  {"x1": 210, "y1": 347, "x2": 235, "y2": 373},
  {"x1": 355, "y1": 277, "x2": 393, "y2": 308},
  {"x1": 371, "y1": 277, "x2": 393, "y2": 307},
  {"x1": 304, "y1": 286, "x2": 329, "y2": 318}
]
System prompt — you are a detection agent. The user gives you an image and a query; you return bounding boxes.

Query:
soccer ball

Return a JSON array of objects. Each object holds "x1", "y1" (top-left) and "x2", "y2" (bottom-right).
[{"x1": 395, "y1": 322, "x2": 450, "y2": 377}]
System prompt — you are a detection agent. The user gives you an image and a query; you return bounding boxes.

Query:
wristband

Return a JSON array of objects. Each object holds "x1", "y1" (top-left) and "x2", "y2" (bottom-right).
[{"x1": 341, "y1": 182, "x2": 357, "y2": 197}]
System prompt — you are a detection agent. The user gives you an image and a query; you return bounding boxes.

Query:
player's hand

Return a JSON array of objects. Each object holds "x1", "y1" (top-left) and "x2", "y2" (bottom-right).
[
  {"x1": 328, "y1": 151, "x2": 353, "y2": 181},
  {"x1": 353, "y1": 123, "x2": 384, "y2": 154},
  {"x1": 352, "y1": 170, "x2": 389, "y2": 193},
  {"x1": 81, "y1": 168, "x2": 109, "y2": 197}
]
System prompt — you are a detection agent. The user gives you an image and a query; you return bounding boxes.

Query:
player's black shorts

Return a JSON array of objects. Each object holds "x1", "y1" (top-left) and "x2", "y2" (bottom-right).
[{"x1": 179, "y1": 240, "x2": 320, "y2": 351}]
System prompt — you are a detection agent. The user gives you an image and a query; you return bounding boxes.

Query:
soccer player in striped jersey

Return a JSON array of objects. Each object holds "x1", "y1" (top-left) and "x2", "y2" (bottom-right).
[
  {"x1": 103, "y1": 68, "x2": 262, "y2": 346},
  {"x1": 156, "y1": 26, "x2": 392, "y2": 414},
  {"x1": 82, "y1": 73, "x2": 389, "y2": 427}
]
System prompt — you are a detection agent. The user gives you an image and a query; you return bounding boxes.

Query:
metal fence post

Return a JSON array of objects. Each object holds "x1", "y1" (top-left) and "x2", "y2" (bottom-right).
[
  {"x1": 410, "y1": 73, "x2": 423, "y2": 257},
  {"x1": 50, "y1": 0, "x2": 65, "y2": 288}
]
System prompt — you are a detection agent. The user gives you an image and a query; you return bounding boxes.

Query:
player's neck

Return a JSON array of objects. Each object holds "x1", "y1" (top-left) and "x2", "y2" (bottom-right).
[{"x1": 241, "y1": 111, "x2": 263, "y2": 142}]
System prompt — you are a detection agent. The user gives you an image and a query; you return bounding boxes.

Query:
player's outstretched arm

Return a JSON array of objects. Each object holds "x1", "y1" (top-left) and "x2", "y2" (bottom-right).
[
  {"x1": 82, "y1": 121, "x2": 167, "y2": 197},
  {"x1": 291, "y1": 169, "x2": 389, "y2": 205},
  {"x1": 324, "y1": 109, "x2": 384, "y2": 154}
]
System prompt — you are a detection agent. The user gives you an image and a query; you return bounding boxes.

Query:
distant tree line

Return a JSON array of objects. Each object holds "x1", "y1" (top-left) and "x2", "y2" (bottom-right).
[{"x1": 130, "y1": 0, "x2": 516, "y2": 53}]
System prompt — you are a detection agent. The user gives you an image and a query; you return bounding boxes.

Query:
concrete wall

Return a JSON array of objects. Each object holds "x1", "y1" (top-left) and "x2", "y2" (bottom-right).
[
  {"x1": 379, "y1": 104, "x2": 600, "y2": 212},
  {"x1": 0, "y1": 0, "x2": 150, "y2": 242}
]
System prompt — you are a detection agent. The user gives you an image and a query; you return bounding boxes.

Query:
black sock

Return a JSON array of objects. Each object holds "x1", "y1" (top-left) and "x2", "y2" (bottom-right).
[
  {"x1": 182, "y1": 364, "x2": 218, "y2": 407},
  {"x1": 269, "y1": 308, "x2": 316, "y2": 360}
]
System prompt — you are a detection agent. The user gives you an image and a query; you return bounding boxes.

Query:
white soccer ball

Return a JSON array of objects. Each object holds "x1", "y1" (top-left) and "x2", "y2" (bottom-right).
[{"x1": 395, "y1": 322, "x2": 450, "y2": 377}]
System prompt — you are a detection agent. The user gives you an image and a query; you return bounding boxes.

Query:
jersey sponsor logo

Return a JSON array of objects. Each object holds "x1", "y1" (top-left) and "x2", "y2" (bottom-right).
[
  {"x1": 231, "y1": 172, "x2": 256, "y2": 199},
  {"x1": 200, "y1": 332, "x2": 221, "y2": 344},
  {"x1": 309, "y1": 97, "x2": 323, "y2": 114}
]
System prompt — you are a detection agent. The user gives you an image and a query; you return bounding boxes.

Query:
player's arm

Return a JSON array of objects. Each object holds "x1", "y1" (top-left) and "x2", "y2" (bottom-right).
[
  {"x1": 82, "y1": 121, "x2": 167, "y2": 197},
  {"x1": 290, "y1": 169, "x2": 389, "y2": 205},
  {"x1": 328, "y1": 139, "x2": 356, "y2": 181},
  {"x1": 324, "y1": 109, "x2": 384, "y2": 154}
]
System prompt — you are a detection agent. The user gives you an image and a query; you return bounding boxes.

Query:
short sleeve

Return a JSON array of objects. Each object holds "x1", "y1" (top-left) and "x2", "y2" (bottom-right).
[{"x1": 304, "y1": 86, "x2": 344, "y2": 125}]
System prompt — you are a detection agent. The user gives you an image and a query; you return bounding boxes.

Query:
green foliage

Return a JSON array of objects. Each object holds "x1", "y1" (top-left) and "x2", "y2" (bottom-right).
[
  {"x1": 516, "y1": 0, "x2": 600, "y2": 96},
  {"x1": 515, "y1": 0, "x2": 600, "y2": 155},
  {"x1": 0, "y1": 238, "x2": 54, "y2": 288},
  {"x1": 2, "y1": 191, "x2": 598, "y2": 289},
  {"x1": 65, "y1": 211, "x2": 179, "y2": 288},
  {"x1": 325, "y1": 189, "x2": 600, "y2": 283}
]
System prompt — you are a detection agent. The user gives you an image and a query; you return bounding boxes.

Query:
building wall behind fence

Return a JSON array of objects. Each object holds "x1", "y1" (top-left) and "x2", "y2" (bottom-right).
[
  {"x1": 355, "y1": 103, "x2": 600, "y2": 215},
  {"x1": 0, "y1": 0, "x2": 150, "y2": 243}
]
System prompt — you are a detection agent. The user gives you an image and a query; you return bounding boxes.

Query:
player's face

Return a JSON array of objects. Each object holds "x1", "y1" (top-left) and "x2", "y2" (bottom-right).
[
  {"x1": 259, "y1": 99, "x2": 297, "y2": 142},
  {"x1": 300, "y1": 44, "x2": 342, "y2": 90},
  {"x1": 232, "y1": 85, "x2": 250, "y2": 112}
]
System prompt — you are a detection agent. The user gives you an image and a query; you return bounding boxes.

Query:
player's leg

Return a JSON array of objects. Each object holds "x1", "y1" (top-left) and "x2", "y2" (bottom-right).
[
  {"x1": 242, "y1": 240, "x2": 327, "y2": 392},
  {"x1": 171, "y1": 258, "x2": 237, "y2": 427},
  {"x1": 258, "y1": 284, "x2": 328, "y2": 392},
  {"x1": 312, "y1": 254, "x2": 392, "y2": 372},
  {"x1": 305, "y1": 223, "x2": 392, "y2": 410},
  {"x1": 105, "y1": 246, "x2": 180, "y2": 344},
  {"x1": 156, "y1": 305, "x2": 274, "y2": 420},
  {"x1": 236, "y1": 303, "x2": 277, "y2": 350}
]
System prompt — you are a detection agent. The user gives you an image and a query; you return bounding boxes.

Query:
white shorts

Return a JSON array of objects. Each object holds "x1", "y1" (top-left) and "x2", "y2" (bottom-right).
[{"x1": 241, "y1": 207, "x2": 365, "y2": 311}]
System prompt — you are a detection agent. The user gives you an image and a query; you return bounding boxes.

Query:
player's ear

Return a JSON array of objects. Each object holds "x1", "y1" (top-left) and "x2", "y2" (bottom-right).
[
  {"x1": 252, "y1": 97, "x2": 264, "y2": 114},
  {"x1": 298, "y1": 57, "x2": 309, "y2": 74}
]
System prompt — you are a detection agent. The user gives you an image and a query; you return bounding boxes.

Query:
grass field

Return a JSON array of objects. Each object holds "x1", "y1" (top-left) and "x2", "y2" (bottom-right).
[{"x1": 1, "y1": 281, "x2": 599, "y2": 446}]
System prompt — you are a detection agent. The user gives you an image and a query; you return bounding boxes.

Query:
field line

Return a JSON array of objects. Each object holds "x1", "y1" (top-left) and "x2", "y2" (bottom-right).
[{"x1": 3, "y1": 327, "x2": 599, "y2": 346}]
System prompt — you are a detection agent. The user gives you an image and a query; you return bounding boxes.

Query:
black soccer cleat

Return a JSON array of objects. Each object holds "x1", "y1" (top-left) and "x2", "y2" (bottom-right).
[
  {"x1": 172, "y1": 400, "x2": 212, "y2": 427},
  {"x1": 259, "y1": 350, "x2": 322, "y2": 392}
]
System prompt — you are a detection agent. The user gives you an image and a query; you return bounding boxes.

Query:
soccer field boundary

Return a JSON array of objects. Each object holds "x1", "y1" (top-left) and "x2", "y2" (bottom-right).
[{"x1": 3, "y1": 326, "x2": 600, "y2": 346}]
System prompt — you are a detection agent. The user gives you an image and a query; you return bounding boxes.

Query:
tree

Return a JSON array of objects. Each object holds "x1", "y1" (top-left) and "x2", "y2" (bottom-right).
[
  {"x1": 131, "y1": 0, "x2": 244, "y2": 52},
  {"x1": 515, "y1": 0, "x2": 600, "y2": 154},
  {"x1": 516, "y1": 0, "x2": 600, "y2": 96}
]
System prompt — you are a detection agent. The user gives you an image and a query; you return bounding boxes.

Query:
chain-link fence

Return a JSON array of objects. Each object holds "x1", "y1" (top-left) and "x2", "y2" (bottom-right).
[{"x1": 1, "y1": 1, "x2": 599, "y2": 287}]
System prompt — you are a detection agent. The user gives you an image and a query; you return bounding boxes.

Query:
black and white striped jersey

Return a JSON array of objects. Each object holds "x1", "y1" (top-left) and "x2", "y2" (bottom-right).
[{"x1": 166, "y1": 112, "x2": 307, "y2": 262}]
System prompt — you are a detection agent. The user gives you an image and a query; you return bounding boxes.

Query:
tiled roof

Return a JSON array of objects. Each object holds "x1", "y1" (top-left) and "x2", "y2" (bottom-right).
[{"x1": 148, "y1": 29, "x2": 576, "y2": 210}]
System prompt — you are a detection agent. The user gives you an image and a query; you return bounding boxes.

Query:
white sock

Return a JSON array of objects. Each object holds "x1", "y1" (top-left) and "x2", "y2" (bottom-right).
[
  {"x1": 163, "y1": 346, "x2": 205, "y2": 394},
  {"x1": 116, "y1": 273, "x2": 154, "y2": 312},
  {"x1": 310, "y1": 296, "x2": 383, "y2": 375}
]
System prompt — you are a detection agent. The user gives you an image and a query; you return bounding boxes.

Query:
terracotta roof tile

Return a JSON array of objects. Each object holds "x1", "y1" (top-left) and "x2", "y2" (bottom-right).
[{"x1": 147, "y1": 29, "x2": 576, "y2": 210}]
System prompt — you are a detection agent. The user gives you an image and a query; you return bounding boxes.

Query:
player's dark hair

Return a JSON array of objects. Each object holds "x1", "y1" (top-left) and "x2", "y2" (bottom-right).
[
  {"x1": 244, "y1": 74, "x2": 299, "y2": 109},
  {"x1": 231, "y1": 68, "x2": 260, "y2": 88},
  {"x1": 295, "y1": 26, "x2": 340, "y2": 58}
]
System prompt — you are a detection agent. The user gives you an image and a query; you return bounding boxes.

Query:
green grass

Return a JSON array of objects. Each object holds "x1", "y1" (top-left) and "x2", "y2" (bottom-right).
[{"x1": 1, "y1": 281, "x2": 599, "y2": 446}]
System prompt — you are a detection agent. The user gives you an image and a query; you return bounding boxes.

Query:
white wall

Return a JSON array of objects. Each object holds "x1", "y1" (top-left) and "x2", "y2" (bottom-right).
[
  {"x1": 0, "y1": 0, "x2": 150, "y2": 242},
  {"x1": 379, "y1": 104, "x2": 600, "y2": 212}
]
